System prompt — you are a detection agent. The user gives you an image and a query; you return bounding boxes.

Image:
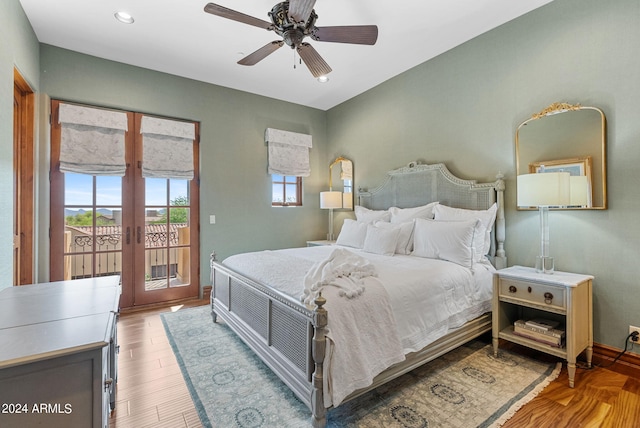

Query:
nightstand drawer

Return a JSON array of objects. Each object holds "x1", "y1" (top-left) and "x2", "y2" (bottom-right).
[{"x1": 499, "y1": 278, "x2": 565, "y2": 309}]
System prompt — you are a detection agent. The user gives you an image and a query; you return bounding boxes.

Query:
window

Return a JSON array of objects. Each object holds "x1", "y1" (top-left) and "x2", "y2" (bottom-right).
[{"x1": 272, "y1": 175, "x2": 302, "y2": 206}]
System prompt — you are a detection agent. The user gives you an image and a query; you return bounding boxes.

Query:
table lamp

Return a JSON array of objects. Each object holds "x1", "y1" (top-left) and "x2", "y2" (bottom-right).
[
  {"x1": 517, "y1": 172, "x2": 571, "y2": 273},
  {"x1": 320, "y1": 191, "x2": 342, "y2": 241}
]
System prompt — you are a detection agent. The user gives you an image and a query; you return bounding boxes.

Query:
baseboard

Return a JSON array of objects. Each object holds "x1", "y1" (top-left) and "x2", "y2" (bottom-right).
[
  {"x1": 120, "y1": 295, "x2": 207, "y2": 312},
  {"x1": 202, "y1": 285, "x2": 212, "y2": 302},
  {"x1": 592, "y1": 342, "x2": 640, "y2": 378}
]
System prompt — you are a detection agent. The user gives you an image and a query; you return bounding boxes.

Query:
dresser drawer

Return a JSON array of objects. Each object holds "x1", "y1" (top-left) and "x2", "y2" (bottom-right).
[{"x1": 499, "y1": 278, "x2": 566, "y2": 309}]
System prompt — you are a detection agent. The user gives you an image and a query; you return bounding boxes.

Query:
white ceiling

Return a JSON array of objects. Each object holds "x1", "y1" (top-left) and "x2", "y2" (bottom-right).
[{"x1": 20, "y1": 0, "x2": 553, "y2": 111}]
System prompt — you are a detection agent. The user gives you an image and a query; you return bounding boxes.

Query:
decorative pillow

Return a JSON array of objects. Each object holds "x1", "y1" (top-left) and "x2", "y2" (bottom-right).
[
  {"x1": 336, "y1": 219, "x2": 368, "y2": 248},
  {"x1": 412, "y1": 218, "x2": 478, "y2": 268},
  {"x1": 374, "y1": 220, "x2": 415, "y2": 255},
  {"x1": 354, "y1": 205, "x2": 391, "y2": 224},
  {"x1": 363, "y1": 224, "x2": 401, "y2": 256},
  {"x1": 389, "y1": 201, "x2": 439, "y2": 223},
  {"x1": 433, "y1": 203, "x2": 498, "y2": 261}
]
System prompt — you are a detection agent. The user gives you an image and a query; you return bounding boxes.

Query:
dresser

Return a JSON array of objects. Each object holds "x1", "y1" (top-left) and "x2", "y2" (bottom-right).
[
  {"x1": 0, "y1": 276, "x2": 121, "y2": 428},
  {"x1": 492, "y1": 266, "x2": 593, "y2": 387}
]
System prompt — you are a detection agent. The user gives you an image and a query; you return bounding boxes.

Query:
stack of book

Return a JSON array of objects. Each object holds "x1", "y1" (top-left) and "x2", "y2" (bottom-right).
[{"x1": 513, "y1": 318, "x2": 565, "y2": 348}]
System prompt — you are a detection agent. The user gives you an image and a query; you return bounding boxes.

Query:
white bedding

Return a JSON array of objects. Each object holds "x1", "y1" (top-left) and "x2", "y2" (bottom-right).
[
  {"x1": 222, "y1": 244, "x2": 494, "y2": 404},
  {"x1": 226, "y1": 245, "x2": 494, "y2": 352}
]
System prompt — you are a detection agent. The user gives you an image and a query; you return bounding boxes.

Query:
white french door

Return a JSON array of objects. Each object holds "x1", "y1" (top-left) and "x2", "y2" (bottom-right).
[{"x1": 50, "y1": 100, "x2": 200, "y2": 307}]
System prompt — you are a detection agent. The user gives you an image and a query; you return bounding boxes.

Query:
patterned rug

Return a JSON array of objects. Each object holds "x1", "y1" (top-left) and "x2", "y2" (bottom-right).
[{"x1": 161, "y1": 306, "x2": 560, "y2": 428}]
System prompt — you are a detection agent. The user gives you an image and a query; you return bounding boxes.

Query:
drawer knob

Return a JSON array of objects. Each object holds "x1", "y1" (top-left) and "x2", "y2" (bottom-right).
[
  {"x1": 509, "y1": 285, "x2": 517, "y2": 293},
  {"x1": 544, "y1": 292, "x2": 554, "y2": 304}
]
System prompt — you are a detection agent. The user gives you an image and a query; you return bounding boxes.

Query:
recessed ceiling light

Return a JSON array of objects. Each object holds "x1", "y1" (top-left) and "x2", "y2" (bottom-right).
[
  {"x1": 317, "y1": 75, "x2": 329, "y2": 83},
  {"x1": 114, "y1": 11, "x2": 134, "y2": 24}
]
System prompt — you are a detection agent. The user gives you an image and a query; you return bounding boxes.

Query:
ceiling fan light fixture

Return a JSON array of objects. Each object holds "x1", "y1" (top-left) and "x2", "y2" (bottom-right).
[
  {"x1": 114, "y1": 11, "x2": 135, "y2": 24},
  {"x1": 317, "y1": 75, "x2": 329, "y2": 83},
  {"x1": 204, "y1": 2, "x2": 377, "y2": 78}
]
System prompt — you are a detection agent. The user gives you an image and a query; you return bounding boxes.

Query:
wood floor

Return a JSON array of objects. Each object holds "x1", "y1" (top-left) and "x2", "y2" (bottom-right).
[
  {"x1": 110, "y1": 301, "x2": 640, "y2": 427},
  {"x1": 109, "y1": 299, "x2": 208, "y2": 428}
]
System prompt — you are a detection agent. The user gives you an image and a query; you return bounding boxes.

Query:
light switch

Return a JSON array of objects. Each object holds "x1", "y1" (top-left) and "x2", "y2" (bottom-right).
[{"x1": 209, "y1": 215, "x2": 216, "y2": 224}]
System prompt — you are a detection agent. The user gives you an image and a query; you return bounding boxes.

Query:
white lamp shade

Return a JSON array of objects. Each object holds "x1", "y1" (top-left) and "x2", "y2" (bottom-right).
[
  {"x1": 320, "y1": 191, "x2": 343, "y2": 209},
  {"x1": 570, "y1": 175, "x2": 589, "y2": 206},
  {"x1": 517, "y1": 172, "x2": 571, "y2": 207}
]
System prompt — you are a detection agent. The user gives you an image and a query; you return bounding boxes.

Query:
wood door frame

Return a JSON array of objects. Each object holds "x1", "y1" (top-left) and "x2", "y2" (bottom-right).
[
  {"x1": 132, "y1": 114, "x2": 200, "y2": 306},
  {"x1": 13, "y1": 68, "x2": 35, "y2": 285},
  {"x1": 49, "y1": 101, "x2": 136, "y2": 305},
  {"x1": 49, "y1": 100, "x2": 200, "y2": 307}
]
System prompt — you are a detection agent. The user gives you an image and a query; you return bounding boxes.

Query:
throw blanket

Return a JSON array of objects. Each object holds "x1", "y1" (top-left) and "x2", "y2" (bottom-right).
[
  {"x1": 301, "y1": 248, "x2": 377, "y2": 305},
  {"x1": 302, "y1": 248, "x2": 405, "y2": 407}
]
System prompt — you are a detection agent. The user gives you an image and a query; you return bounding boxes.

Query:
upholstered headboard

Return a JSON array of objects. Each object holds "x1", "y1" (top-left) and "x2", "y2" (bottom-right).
[{"x1": 358, "y1": 162, "x2": 506, "y2": 269}]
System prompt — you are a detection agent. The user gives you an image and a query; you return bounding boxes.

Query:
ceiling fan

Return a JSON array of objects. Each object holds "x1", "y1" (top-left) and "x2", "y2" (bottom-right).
[{"x1": 203, "y1": 1, "x2": 378, "y2": 78}]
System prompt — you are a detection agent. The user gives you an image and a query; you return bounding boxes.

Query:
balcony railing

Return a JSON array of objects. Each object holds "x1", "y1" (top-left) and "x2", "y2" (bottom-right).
[{"x1": 63, "y1": 224, "x2": 190, "y2": 288}]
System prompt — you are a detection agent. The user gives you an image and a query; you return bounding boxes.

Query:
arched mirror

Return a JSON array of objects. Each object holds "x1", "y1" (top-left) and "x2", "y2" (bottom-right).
[
  {"x1": 329, "y1": 157, "x2": 353, "y2": 210},
  {"x1": 516, "y1": 102, "x2": 607, "y2": 209}
]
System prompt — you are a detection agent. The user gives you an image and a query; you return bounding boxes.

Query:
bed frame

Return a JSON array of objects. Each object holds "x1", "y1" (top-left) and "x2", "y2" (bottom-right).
[{"x1": 210, "y1": 161, "x2": 506, "y2": 427}]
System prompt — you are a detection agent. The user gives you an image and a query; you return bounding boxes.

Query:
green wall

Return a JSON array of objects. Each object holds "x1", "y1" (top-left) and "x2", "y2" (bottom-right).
[
  {"x1": 36, "y1": 46, "x2": 328, "y2": 288},
  {"x1": 0, "y1": 0, "x2": 40, "y2": 290},
  {"x1": 326, "y1": 0, "x2": 640, "y2": 352},
  {"x1": 2, "y1": 0, "x2": 639, "y2": 351}
]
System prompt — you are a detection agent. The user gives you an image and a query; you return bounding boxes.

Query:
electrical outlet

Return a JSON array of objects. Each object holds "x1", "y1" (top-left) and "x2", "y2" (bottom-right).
[{"x1": 629, "y1": 325, "x2": 640, "y2": 342}]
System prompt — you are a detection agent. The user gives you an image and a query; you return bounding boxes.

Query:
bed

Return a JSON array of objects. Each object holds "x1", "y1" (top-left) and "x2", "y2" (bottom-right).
[{"x1": 210, "y1": 161, "x2": 506, "y2": 427}]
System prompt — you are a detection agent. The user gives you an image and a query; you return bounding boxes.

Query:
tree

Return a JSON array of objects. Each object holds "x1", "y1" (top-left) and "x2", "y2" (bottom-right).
[
  {"x1": 66, "y1": 211, "x2": 112, "y2": 226},
  {"x1": 154, "y1": 196, "x2": 189, "y2": 224}
]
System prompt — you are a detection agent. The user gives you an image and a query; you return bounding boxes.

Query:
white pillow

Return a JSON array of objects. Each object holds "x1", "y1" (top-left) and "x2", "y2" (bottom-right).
[
  {"x1": 336, "y1": 219, "x2": 368, "y2": 248},
  {"x1": 433, "y1": 203, "x2": 498, "y2": 262},
  {"x1": 389, "y1": 201, "x2": 439, "y2": 223},
  {"x1": 363, "y1": 224, "x2": 401, "y2": 256},
  {"x1": 374, "y1": 220, "x2": 415, "y2": 255},
  {"x1": 354, "y1": 205, "x2": 391, "y2": 224},
  {"x1": 412, "y1": 218, "x2": 478, "y2": 268}
]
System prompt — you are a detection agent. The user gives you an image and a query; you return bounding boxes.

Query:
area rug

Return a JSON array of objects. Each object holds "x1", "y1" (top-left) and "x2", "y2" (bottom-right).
[{"x1": 161, "y1": 306, "x2": 560, "y2": 428}]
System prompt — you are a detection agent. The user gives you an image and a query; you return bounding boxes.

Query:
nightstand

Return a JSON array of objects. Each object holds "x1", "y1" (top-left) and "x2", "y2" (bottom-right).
[
  {"x1": 306, "y1": 240, "x2": 336, "y2": 247},
  {"x1": 492, "y1": 265, "x2": 593, "y2": 387}
]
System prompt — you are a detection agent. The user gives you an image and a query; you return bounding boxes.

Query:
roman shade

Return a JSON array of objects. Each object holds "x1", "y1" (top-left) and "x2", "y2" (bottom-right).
[
  {"x1": 58, "y1": 103, "x2": 128, "y2": 176},
  {"x1": 265, "y1": 128, "x2": 312, "y2": 177},
  {"x1": 140, "y1": 116, "x2": 196, "y2": 180}
]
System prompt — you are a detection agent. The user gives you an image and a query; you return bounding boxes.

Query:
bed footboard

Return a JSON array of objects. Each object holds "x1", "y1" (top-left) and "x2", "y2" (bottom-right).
[
  {"x1": 210, "y1": 260, "x2": 491, "y2": 428},
  {"x1": 210, "y1": 261, "x2": 327, "y2": 424}
]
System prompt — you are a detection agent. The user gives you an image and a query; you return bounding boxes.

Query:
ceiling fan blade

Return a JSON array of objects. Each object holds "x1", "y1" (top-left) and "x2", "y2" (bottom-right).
[
  {"x1": 288, "y1": 0, "x2": 316, "y2": 25},
  {"x1": 204, "y1": 3, "x2": 273, "y2": 30},
  {"x1": 312, "y1": 25, "x2": 378, "y2": 45},
  {"x1": 296, "y1": 43, "x2": 332, "y2": 78},
  {"x1": 238, "y1": 41, "x2": 285, "y2": 66}
]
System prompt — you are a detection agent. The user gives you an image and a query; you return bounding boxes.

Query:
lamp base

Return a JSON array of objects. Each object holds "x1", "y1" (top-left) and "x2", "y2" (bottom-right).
[{"x1": 535, "y1": 256, "x2": 555, "y2": 274}]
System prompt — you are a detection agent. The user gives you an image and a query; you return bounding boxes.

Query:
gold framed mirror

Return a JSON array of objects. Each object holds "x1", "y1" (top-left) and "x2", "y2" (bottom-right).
[
  {"x1": 329, "y1": 157, "x2": 353, "y2": 210},
  {"x1": 516, "y1": 102, "x2": 607, "y2": 209}
]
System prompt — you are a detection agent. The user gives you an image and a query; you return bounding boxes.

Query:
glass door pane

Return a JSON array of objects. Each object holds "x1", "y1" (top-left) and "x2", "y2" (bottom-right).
[
  {"x1": 62, "y1": 173, "x2": 123, "y2": 281},
  {"x1": 143, "y1": 178, "x2": 191, "y2": 292}
]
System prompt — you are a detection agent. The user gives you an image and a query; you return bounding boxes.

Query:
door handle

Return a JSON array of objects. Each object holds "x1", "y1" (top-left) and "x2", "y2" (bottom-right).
[
  {"x1": 126, "y1": 227, "x2": 130, "y2": 245},
  {"x1": 137, "y1": 226, "x2": 141, "y2": 244}
]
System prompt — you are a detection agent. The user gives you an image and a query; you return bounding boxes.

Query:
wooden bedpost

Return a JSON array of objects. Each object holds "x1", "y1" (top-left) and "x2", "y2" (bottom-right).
[
  {"x1": 494, "y1": 172, "x2": 507, "y2": 269},
  {"x1": 311, "y1": 293, "x2": 328, "y2": 428}
]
